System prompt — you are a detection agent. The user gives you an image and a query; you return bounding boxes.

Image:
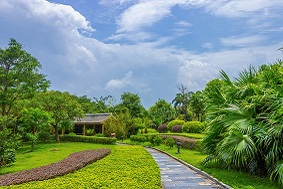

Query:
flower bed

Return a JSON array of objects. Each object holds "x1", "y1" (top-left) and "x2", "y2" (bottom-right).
[{"x1": 0, "y1": 148, "x2": 110, "y2": 186}]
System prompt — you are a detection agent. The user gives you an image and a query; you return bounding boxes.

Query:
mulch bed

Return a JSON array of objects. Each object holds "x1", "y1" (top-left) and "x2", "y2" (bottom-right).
[{"x1": 0, "y1": 148, "x2": 110, "y2": 186}]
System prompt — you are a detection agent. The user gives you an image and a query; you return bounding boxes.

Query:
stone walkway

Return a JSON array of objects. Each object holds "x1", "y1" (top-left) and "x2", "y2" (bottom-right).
[{"x1": 146, "y1": 148, "x2": 230, "y2": 189}]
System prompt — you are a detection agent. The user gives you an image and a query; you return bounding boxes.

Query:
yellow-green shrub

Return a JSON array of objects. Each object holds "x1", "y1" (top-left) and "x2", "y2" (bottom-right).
[
  {"x1": 167, "y1": 119, "x2": 185, "y2": 131},
  {"x1": 182, "y1": 121, "x2": 204, "y2": 133}
]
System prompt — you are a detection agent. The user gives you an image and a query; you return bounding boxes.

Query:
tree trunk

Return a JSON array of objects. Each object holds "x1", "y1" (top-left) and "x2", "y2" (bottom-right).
[{"x1": 55, "y1": 125, "x2": 60, "y2": 143}]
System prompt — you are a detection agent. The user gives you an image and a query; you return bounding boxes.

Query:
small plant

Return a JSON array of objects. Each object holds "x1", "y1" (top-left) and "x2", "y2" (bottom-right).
[
  {"x1": 157, "y1": 124, "x2": 168, "y2": 133},
  {"x1": 149, "y1": 135, "x2": 163, "y2": 146},
  {"x1": 26, "y1": 133, "x2": 39, "y2": 152},
  {"x1": 85, "y1": 129, "x2": 94, "y2": 136},
  {"x1": 164, "y1": 138, "x2": 175, "y2": 149}
]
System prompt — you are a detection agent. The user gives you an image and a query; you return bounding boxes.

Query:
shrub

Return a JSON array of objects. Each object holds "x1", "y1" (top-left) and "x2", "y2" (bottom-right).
[
  {"x1": 68, "y1": 132, "x2": 76, "y2": 136},
  {"x1": 183, "y1": 121, "x2": 204, "y2": 133},
  {"x1": 0, "y1": 129, "x2": 19, "y2": 167},
  {"x1": 85, "y1": 129, "x2": 94, "y2": 136},
  {"x1": 161, "y1": 135, "x2": 197, "y2": 150},
  {"x1": 130, "y1": 135, "x2": 147, "y2": 143},
  {"x1": 164, "y1": 138, "x2": 175, "y2": 149},
  {"x1": 38, "y1": 131, "x2": 51, "y2": 143},
  {"x1": 157, "y1": 124, "x2": 168, "y2": 133},
  {"x1": 171, "y1": 125, "x2": 182, "y2": 133},
  {"x1": 58, "y1": 135, "x2": 116, "y2": 144},
  {"x1": 167, "y1": 119, "x2": 185, "y2": 131},
  {"x1": 94, "y1": 133, "x2": 104, "y2": 137},
  {"x1": 149, "y1": 135, "x2": 163, "y2": 146}
]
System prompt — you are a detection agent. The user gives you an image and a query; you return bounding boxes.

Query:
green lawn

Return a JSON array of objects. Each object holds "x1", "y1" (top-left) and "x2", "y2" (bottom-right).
[
  {"x1": 1, "y1": 143, "x2": 161, "y2": 189},
  {"x1": 155, "y1": 145, "x2": 279, "y2": 189},
  {"x1": 0, "y1": 142, "x2": 115, "y2": 175}
]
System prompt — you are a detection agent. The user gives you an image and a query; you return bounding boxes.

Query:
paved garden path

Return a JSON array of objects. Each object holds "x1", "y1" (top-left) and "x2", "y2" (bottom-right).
[{"x1": 146, "y1": 148, "x2": 230, "y2": 189}]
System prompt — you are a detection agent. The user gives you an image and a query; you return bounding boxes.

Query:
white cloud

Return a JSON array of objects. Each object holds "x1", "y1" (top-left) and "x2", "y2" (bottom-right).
[
  {"x1": 175, "y1": 21, "x2": 193, "y2": 27},
  {"x1": 220, "y1": 35, "x2": 267, "y2": 47},
  {"x1": 202, "y1": 43, "x2": 213, "y2": 49},
  {"x1": 105, "y1": 71, "x2": 133, "y2": 90}
]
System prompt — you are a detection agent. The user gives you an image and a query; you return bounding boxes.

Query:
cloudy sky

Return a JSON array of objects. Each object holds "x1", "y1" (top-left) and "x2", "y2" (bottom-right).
[{"x1": 0, "y1": 0, "x2": 283, "y2": 108}]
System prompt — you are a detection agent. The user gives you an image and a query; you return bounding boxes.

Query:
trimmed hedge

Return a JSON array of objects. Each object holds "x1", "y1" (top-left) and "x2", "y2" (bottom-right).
[
  {"x1": 171, "y1": 125, "x2": 182, "y2": 133},
  {"x1": 167, "y1": 119, "x2": 185, "y2": 131},
  {"x1": 130, "y1": 135, "x2": 147, "y2": 143},
  {"x1": 182, "y1": 121, "x2": 204, "y2": 133},
  {"x1": 157, "y1": 124, "x2": 168, "y2": 133},
  {"x1": 6, "y1": 146, "x2": 161, "y2": 189},
  {"x1": 0, "y1": 149, "x2": 110, "y2": 186},
  {"x1": 161, "y1": 135, "x2": 198, "y2": 150},
  {"x1": 59, "y1": 135, "x2": 116, "y2": 144}
]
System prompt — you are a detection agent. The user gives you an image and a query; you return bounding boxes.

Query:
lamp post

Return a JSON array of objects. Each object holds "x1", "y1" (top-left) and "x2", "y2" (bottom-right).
[{"x1": 176, "y1": 141, "x2": 181, "y2": 154}]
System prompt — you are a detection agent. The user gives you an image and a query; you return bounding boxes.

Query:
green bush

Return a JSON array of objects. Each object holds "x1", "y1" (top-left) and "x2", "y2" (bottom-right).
[
  {"x1": 167, "y1": 119, "x2": 185, "y2": 131},
  {"x1": 58, "y1": 135, "x2": 116, "y2": 144},
  {"x1": 38, "y1": 131, "x2": 51, "y2": 143},
  {"x1": 149, "y1": 135, "x2": 163, "y2": 146},
  {"x1": 183, "y1": 121, "x2": 204, "y2": 133},
  {"x1": 0, "y1": 129, "x2": 19, "y2": 167},
  {"x1": 130, "y1": 135, "x2": 147, "y2": 143},
  {"x1": 164, "y1": 137, "x2": 175, "y2": 149}
]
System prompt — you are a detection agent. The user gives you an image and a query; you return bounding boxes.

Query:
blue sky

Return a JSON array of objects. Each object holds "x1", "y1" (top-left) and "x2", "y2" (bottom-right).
[{"x1": 0, "y1": 0, "x2": 283, "y2": 108}]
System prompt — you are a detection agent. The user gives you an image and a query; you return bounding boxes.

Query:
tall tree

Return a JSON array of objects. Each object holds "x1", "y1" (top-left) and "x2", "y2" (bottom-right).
[
  {"x1": 34, "y1": 91, "x2": 84, "y2": 142},
  {"x1": 119, "y1": 92, "x2": 145, "y2": 118},
  {"x1": 189, "y1": 91, "x2": 206, "y2": 121},
  {"x1": 172, "y1": 84, "x2": 192, "y2": 121},
  {"x1": 0, "y1": 39, "x2": 49, "y2": 129},
  {"x1": 148, "y1": 99, "x2": 177, "y2": 126}
]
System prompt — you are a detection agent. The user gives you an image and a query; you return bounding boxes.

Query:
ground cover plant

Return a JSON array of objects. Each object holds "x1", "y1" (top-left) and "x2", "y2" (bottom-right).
[
  {"x1": 0, "y1": 142, "x2": 115, "y2": 175},
  {"x1": 2, "y1": 145, "x2": 161, "y2": 189},
  {"x1": 0, "y1": 149, "x2": 110, "y2": 186}
]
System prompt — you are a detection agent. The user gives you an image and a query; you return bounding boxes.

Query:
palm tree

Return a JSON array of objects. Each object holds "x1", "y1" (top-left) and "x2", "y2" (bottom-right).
[
  {"x1": 203, "y1": 61, "x2": 283, "y2": 184},
  {"x1": 172, "y1": 84, "x2": 193, "y2": 121}
]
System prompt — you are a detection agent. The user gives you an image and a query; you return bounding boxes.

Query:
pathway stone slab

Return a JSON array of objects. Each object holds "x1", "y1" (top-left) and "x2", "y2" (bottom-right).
[{"x1": 146, "y1": 148, "x2": 228, "y2": 189}]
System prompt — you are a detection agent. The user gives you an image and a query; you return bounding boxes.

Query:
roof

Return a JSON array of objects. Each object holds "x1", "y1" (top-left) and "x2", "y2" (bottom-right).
[{"x1": 74, "y1": 113, "x2": 112, "y2": 125}]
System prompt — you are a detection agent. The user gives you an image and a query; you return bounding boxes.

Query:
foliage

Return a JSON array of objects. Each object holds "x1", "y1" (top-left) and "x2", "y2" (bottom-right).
[
  {"x1": 202, "y1": 61, "x2": 283, "y2": 186},
  {"x1": 85, "y1": 128, "x2": 94, "y2": 136},
  {"x1": 119, "y1": 92, "x2": 146, "y2": 118},
  {"x1": 130, "y1": 135, "x2": 147, "y2": 143},
  {"x1": 149, "y1": 135, "x2": 163, "y2": 146},
  {"x1": 172, "y1": 84, "x2": 193, "y2": 121},
  {"x1": 183, "y1": 121, "x2": 204, "y2": 133},
  {"x1": 0, "y1": 128, "x2": 20, "y2": 168},
  {"x1": 189, "y1": 91, "x2": 206, "y2": 121},
  {"x1": 33, "y1": 91, "x2": 84, "y2": 142},
  {"x1": 58, "y1": 135, "x2": 116, "y2": 145},
  {"x1": 164, "y1": 137, "x2": 175, "y2": 149},
  {"x1": 148, "y1": 99, "x2": 177, "y2": 126},
  {"x1": 167, "y1": 119, "x2": 185, "y2": 131},
  {"x1": 157, "y1": 124, "x2": 168, "y2": 133},
  {"x1": 103, "y1": 111, "x2": 128, "y2": 139},
  {"x1": 171, "y1": 125, "x2": 182, "y2": 133},
  {"x1": 5, "y1": 146, "x2": 161, "y2": 189},
  {"x1": 92, "y1": 95, "x2": 116, "y2": 113},
  {"x1": 0, "y1": 39, "x2": 50, "y2": 120}
]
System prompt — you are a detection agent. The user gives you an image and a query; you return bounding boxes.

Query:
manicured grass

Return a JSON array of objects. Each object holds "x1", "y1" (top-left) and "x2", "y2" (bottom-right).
[
  {"x1": 0, "y1": 142, "x2": 115, "y2": 175},
  {"x1": 155, "y1": 145, "x2": 279, "y2": 189},
  {"x1": 3, "y1": 145, "x2": 161, "y2": 189}
]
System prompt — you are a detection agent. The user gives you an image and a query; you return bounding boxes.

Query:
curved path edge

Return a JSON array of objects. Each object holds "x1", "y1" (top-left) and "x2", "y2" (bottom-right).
[{"x1": 148, "y1": 147, "x2": 232, "y2": 189}]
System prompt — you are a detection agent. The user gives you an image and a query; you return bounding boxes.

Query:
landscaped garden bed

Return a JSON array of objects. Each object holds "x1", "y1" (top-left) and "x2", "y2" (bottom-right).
[{"x1": 0, "y1": 148, "x2": 110, "y2": 186}]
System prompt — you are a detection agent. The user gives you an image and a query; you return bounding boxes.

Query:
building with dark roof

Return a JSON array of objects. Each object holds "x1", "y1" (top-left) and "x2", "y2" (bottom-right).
[{"x1": 73, "y1": 113, "x2": 112, "y2": 135}]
